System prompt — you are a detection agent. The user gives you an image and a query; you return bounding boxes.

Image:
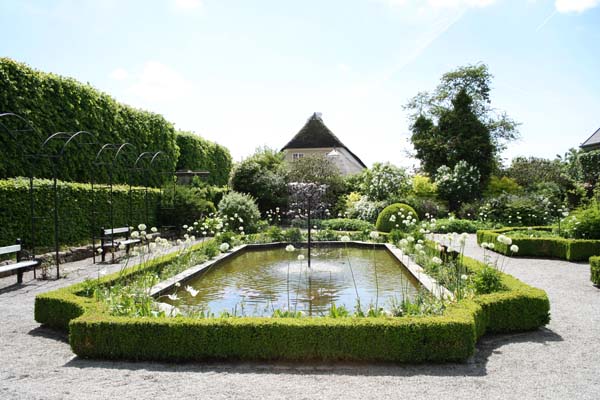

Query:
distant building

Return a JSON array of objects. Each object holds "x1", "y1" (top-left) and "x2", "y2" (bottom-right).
[
  {"x1": 281, "y1": 113, "x2": 366, "y2": 176},
  {"x1": 581, "y1": 127, "x2": 600, "y2": 151}
]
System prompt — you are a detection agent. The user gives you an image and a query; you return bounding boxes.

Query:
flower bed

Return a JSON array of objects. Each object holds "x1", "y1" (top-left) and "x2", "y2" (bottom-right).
[
  {"x1": 34, "y1": 240, "x2": 550, "y2": 363},
  {"x1": 477, "y1": 227, "x2": 600, "y2": 261}
]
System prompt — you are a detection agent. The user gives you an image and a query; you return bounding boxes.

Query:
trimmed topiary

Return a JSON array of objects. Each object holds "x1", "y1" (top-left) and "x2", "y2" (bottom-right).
[
  {"x1": 376, "y1": 203, "x2": 418, "y2": 233},
  {"x1": 591, "y1": 256, "x2": 600, "y2": 287}
]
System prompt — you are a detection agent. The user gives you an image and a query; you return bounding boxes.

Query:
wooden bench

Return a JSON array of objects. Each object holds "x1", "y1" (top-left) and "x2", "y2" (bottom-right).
[
  {"x1": 0, "y1": 240, "x2": 41, "y2": 284},
  {"x1": 99, "y1": 227, "x2": 141, "y2": 262}
]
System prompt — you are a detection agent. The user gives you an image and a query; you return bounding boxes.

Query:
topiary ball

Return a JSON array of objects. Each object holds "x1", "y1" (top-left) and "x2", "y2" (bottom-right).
[{"x1": 376, "y1": 203, "x2": 419, "y2": 233}]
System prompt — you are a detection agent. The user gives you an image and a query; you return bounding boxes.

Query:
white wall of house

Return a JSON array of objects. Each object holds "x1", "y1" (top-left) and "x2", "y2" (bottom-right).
[{"x1": 282, "y1": 147, "x2": 364, "y2": 176}]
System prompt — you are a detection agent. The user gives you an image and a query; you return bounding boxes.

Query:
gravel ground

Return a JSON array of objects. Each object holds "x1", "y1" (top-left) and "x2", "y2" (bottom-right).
[{"x1": 1, "y1": 235, "x2": 599, "y2": 400}]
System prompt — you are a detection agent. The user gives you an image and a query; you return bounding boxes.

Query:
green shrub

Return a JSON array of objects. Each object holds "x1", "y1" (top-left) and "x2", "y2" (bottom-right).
[
  {"x1": 0, "y1": 177, "x2": 161, "y2": 248},
  {"x1": 34, "y1": 245, "x2": 550, "y2": 363},
  {"x1": 477, "y1": 227, "x2": 600, "y2": 261},
  {"x1": 473, "y1": 266, "x2": 504, "y2": 294},
  {"x1": 321, "y1": 218, "x2": 374, "y2": 232},
  {"x1": 404, "y1": 196, "x2": 449, "y2": 219},
  {"x1": 264, "y1": 226, "x2": 285, "y2": 242},
  {"x1": 590, "y1": 256, "x2": 600, "y2": 286},
  {"x1": 433, "y1": 218, "x2": 482, "y2": 234},
  {"x1": 290, "y1": 218, "x2": 323, "y2": 229},
  {"x1": 158, "y1": 186, "x2": 215, "y2": 229},
  {"x1": 283, "y1": 228, "x2": 304, "y2": 243},
  {"x1": 562, "y1": 205, "x2": 600, "y2": 239},
  {"x1": 218, "y1": 191, "x2": 261, "y2": 233},
  {"x1": 375, "y1": 203, "x2": 418, "y2": 233},
  {"x1": 176, "y1": 132, "x2": 232, "y2": 186},
  {"x1": 314, "y1": 229, "x2": 338, "y2": 241}
]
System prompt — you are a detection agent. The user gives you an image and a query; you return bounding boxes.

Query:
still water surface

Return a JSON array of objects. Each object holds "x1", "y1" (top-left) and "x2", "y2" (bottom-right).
[{"x1": 164, "y1": 246, "x2": 420, "y2": 316}]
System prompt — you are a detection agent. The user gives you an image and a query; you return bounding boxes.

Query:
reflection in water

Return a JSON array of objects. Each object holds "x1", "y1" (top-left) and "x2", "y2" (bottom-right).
[{"x1": 163, "y1": 246, "x2": 420, "y2": 316}]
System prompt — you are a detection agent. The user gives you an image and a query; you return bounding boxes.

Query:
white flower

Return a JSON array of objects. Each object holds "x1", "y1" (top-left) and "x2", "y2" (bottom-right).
[
  {"x1": 219, "y1": 242, "x2": 230, "y2": 252},
  {"x1": 185, "y1": 285, "x2": 199, "y2": 297},
  {"x1": 166, "y1": 293, "x2": 179, "y2": 301},
  {"x1": 461, "y1": 274, "x2": 468, "y2": 280},
  {"x1": 149, "y1": 242, "x2": 157, "y2": 251},
  {"x1": 97, "y1": 247, "x2": 103, "y2": 254},
  {"x1": 183, "y1": 225, "x2": 188, "y2": 229},
  {"x1": 131, "y1": 231, "x2": 140, "y2": 239},
  {"x1": 239, "y1": 226, "x2": 244, "y2": 231},
  {"x1": 510, "y1": 244, "x2": 519, "y2": 253},
  {"x1": 431, "y1": 257, "x2": 442, "y2": 265},
  {"x1": 118, "y1": 243, "x2": 126, "y2": 251},
  {"x1": 175, "y1": 282, "x2": 181, "y2": 287},
  {"x1": 340, "y1": 235, "x2": 350, "y2": 242},
  {"x1": 497, "y1": 234, "x2": 512, "y2": 246},
  {"x1": 369, "y1": 231, "x2": 379, "y2": 240},
  {"x1": 297, "y1": 254, "x2": 305, "y2": 261},
  {"x1": 151, "y1": 227, "x2": 158, "y2": 233},
  {"x1": 389, "y1": 215, "x2": 396, "y2": 223},
  {"x1": 138, "y1": 223, "x2": 147, "y2": 231},
  {"x1": 488, "y1": 243, "x2": 495, "y2": 250},
  {"x1": 285, "y1": 244, "x2": 295, "y2": 252},
  {"x1": 415, "y1": 243, "x2": 424, "y2": 251}
]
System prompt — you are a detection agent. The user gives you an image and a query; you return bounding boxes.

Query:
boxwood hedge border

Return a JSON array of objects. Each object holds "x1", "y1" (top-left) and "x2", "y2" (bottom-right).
[
  {"x1": 477, "y1": 226, "x2": 600, "y2": 261},
  {"x1": 590, "y1": 256, "x2": 600, "y2": 286},
  {"x1": 35, "y1": 241, "x2": 550, "y2": 363}
]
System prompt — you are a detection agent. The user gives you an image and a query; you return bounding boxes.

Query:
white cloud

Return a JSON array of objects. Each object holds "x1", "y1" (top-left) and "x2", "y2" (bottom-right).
[
  {"x1": 109, "y1": 68, "x2": 129, "y2": 81},
  {"x1": 555, "y1": 0, "x2": 600, "y2": 13},
  {"x1": 377, "y1": 0, "x2": 495, "y2": 9},
  {"x1": 173, "y1": 0, "x2": 202, "y2": 10},
  {"x1": 127, "y1": 61, "x2": 191, "y2": 104}
]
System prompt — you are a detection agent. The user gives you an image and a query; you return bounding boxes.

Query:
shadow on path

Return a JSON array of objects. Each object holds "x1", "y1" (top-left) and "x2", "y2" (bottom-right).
[
  {"x1": 61, "y1": 327, "x2": 563, "y2": 378},
  {"x1": 28, "y1": 326, "x2": 69, "y2": 344}
]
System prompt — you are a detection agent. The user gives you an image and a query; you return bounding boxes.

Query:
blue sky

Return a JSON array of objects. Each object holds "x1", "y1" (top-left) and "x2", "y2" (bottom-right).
[{"x1": 1, "y1": 0, "x2": 599, "y2": 169}]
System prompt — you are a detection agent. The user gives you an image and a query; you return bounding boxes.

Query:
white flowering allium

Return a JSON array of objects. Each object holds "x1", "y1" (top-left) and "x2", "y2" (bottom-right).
[
  {"x1": 510, "y1": 244, "x2": 519, "y2": 253},
  {"x1": 131, "y1": 231, "x2": 140, "y2": 239},
  {"x1": 183, "y1": 225, "x2": 188, "y2": 229},
  {"x1": 340, "y1": 235, "x2": 351, "y2": 242},
  {"x1": 415, "y1": 243, "x2": 424, "y2": 251},
  {"x1": 219, "y1": 242, "x2": 230, "y2": 252},
  {"x1": 431, "y1": 256, "x2": 443, "y2": 265},
  {"x1": 497, "y1": 234, "x2": 512, "y2": 246},
  {"x1": 297, "y1": 254, "x2": 305, "y2": 261},
  {"x1": 285, "y1": 244, "x2": 296, "y2": 252},
  {"x1": 369, "y1": 231, "x2": 380, "y2": 240},
  {"x1": 138, "y1": 223, "x2": 147, "y2": 231}
]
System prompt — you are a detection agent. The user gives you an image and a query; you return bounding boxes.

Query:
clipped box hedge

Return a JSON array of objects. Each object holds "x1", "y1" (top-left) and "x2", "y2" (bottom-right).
[
  {"x1": 477, "y1": 226, "x2": 600, "y2": 261},
  {"x1": 590, "y1": 256, "x2": 600, "y2": 286},
  {"x1": 0, "y1": 177, "x2": 161, "y2": 248},
  {"x1": 35, "y1": 244, "x2": 550, "y2": 363}
]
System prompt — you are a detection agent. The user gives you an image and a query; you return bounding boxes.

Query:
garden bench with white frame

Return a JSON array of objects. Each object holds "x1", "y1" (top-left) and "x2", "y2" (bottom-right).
[{"x1": 0, "y1": 239, "x2": 41, "y2": 284}]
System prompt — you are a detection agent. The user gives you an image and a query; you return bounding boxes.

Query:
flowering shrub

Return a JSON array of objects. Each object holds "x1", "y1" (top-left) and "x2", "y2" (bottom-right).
[
  {"x1": 346, "y1": 195, "x2": 388, "y2": 223},
  {"x1": 375, "y1": 203, "x2": 418, "y2": 233},
  {"x1": 217, "y1": 191, "x2": 261, "y2": 233},
  {"x1": 360, "y1": 162, "x2": 411, "y2": 202},
  {"x1": 561, "y1": 204, "x2": 600, "y2": 239},
  {"x1": 434, "y1": 161, "x2": 480, "y2": 210},
  {"x1": 478, "y1": 193, "x2": 565, "y2": 227}
]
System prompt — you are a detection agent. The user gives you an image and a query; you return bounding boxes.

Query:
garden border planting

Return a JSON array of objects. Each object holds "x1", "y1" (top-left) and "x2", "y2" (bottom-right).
[
  {"x1": 590, "y1": 256, "x2": 600, "y2": 286},
  {"x1": 34, "y1": 241, "x2": 550, "y2": 363},
  {"x1": 477, "y1": 226, "x2": 600, "y2": 261}
]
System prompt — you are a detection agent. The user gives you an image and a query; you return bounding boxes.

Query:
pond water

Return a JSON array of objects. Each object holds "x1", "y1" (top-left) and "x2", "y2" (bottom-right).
[{"x1": 162, "y1": 246, "x2": 421, "y2": 317}]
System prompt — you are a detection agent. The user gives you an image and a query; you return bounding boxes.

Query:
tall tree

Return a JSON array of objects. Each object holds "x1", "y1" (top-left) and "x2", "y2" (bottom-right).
[
  {"x1": 411, "y1": 89, "x2": 495, "y2": 186},
  {"x1": 405, "y1": 64, "x2": 519, "y2": 154}
]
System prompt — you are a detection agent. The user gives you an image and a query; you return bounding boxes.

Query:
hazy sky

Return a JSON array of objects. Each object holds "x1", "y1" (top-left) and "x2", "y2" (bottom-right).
[{"x1": 1, "y1": 0, "x2": 599, "y2": 169}]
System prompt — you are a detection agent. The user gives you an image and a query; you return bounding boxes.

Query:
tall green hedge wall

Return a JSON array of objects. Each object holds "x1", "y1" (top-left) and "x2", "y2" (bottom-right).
[
  {"x1": 175, "y1": 132, "x2": 232, "y2": 186},
  {"x1": 0, "y1": 58, "x2": 233, "y2": 187},
  {"x1": 0, "y1": 177, "x2": 161, "y2": 249}
]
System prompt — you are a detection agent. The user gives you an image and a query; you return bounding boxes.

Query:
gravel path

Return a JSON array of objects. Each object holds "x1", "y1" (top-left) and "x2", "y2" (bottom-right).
[{"x1": 1, "y1": 235, "x2": 599, "y2": 400}]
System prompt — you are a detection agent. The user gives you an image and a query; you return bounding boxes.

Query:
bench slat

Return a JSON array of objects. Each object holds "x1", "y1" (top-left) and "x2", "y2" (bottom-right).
[
  {"x1": 0, "y1": 260, "x2": 38, "y2": 274},
  {"x1": 0, "y1": 244, "x2": 21, "y2": 255},
  {"x1": 103, "y1": 227, "x2": 129, "y2": 235}
]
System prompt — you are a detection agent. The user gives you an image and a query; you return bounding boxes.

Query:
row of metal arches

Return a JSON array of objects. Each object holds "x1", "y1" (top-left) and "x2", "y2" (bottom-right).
[{"x1": 0, "y1": 112, "x2": 177, "y2": 278}]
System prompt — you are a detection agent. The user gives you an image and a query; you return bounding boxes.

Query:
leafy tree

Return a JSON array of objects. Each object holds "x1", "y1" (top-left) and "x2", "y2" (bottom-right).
[
  {"x1": 287, "y1": 155, "x2": 344, "y2": 209},
  {"x1": 506, "y1": 156, "x2": 571, "y2": 189},
  {"x1": 405, "y1": 63, "x2": 519, "y2": 153},
  {"x1": 229, "y1": 147, "x2": 288, "y2": 213},
  {"x1": 411, "y1": 89, "x2": 495, "y2": 186}
]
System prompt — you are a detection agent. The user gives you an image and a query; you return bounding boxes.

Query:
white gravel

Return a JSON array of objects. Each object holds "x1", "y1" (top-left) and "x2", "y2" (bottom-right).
[{"x1": 1, "y1": 235, "x2": 599, "y2": 400}]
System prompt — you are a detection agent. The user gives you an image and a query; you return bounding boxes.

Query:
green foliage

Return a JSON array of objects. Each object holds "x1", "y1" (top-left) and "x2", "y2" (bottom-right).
[
  {"x1": 229, "y1": 147, "x2": 288, "y2": 212},
  {"x1": 477, "y1": 227, "x2": 600, "y2": 261},
  {"x1": 375, "y1": 203, "x2": 418, "y2": 233},
  {"x1": 562, "y1": 204, "x2": 600, "y2": 239},
  {"x1": 35, "y1": 246, "x2": 550, "y2": 362},
  {"x1": 159, "y1": 186, "x2": 215, "y2": 229},
  {"x1": 411, "y1": 89, "x2": 494, "y2": 185},
  {"x1": 287, "y1": 155, "x2": 345, "y2": 206},
  {"x1": 264, "y1": 226, "x2": 285, "y2": 242},
  {"x1": 590, "y1": 256, "x2": 600, "y2": 286},
  {"x1": 283, "y1": 228, "x2": 303, "y2": 243},
  {"x1": 359, "y1": 162, "x2": 411, "y2": 201},
  {"x1": 433, "y1": 218, "x2": 484, "y2": 234},
  {"x1": 485, "y1": 176, "x2": 521, "y2": 197},
  {"x1": 346, "y1": 195, "x2": 388, "y2": 223},
  {"x1": 507, "y1": 156, "x2": 572, "y2": 189},
  {"x1": 320, "y1": 218, "x2": 374, "y2": 232},
  {"x1": 218, "y1": 191, "x2": 261, "y2": 233},
  {"x1": 434, "y1": 161, "x2": 481, "y2": 211},
  {"x1": 404, "y1": 196, "x2": 449, "y2": 219},
  {"x1": 175, "y1": 132, "x2": 232, "y2": 186},
  {"x1": 0, "y1": 58, "x2": 178, "y2": 186},
  {"x1": 0, "y1": 177, "x2": 160, "y2": 248},
  {"x1": 412, "y1": 174, "x2": 437, "y2": 197},
  {"x1": 578, "y1": 150, "x2": 600, "y2": 185},
  {"x1": 472, "y1": 266, "x2": 504, "y2": 294},
  {"x1": 479, "y1": 193, "x2": 562, "y2": 226}
]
